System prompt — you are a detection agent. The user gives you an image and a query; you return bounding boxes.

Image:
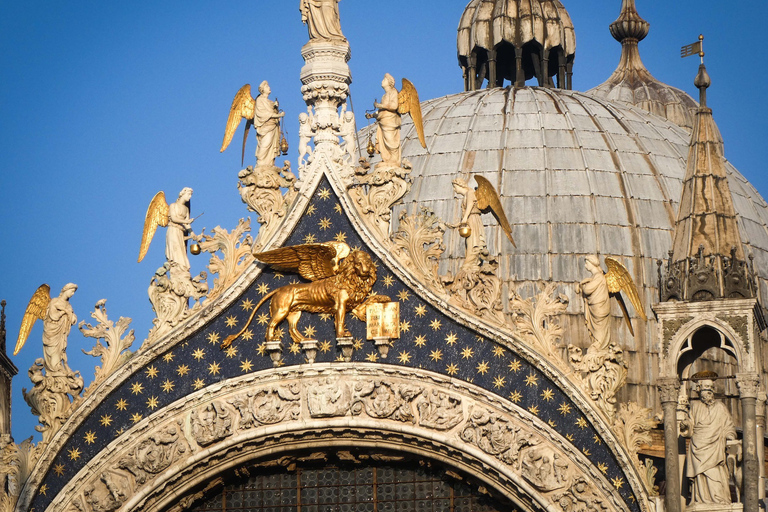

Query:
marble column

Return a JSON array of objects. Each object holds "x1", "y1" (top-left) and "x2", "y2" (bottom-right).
[
  {"x1": 758, "y1": 390, "x2": 766, "y2": 502},
  {"x1": 737, "y1": 373, "x2": 761, "y2": 512},
  {"x1": 658, "y1": 377, "x2": 682, "y2": 512}
]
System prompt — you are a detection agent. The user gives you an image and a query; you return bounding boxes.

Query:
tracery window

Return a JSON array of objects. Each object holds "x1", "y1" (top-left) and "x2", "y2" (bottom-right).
[{"x1": 188, "y1": 457, "x2": 515, "y2": 512}]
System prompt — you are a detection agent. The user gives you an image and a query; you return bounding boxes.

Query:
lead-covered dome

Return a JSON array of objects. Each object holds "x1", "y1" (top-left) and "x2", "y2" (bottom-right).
[
  {"x1": 362, "y1": 86, "x2": 768, "y2": 403},
  {"x1": 458, "y1": 0, "x2": 576, "y2": 90}
]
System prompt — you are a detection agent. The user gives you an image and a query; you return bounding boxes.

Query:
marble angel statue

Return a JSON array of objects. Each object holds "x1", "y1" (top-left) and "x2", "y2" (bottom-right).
[
  {"x1": 138, "y1": 187, "x2": 197, "y2": 275},
  {"x1": 300, "y1": 0, "x2": 345, "y2": 42},
  {"x1": 15, "y1": 283, "x2": 79, "y2": 377},
  {"x1": 451, "y1": 175, "x2": 515, "y2": 250},
  {"x1": 221, "y1": 81, "x2": 285, "y2": 167},
  {"x1": 366, "y1": 74, "x2": 427, "y2": 168},
  {"x1": 576, "y1": 256, "x2": 646, "y2": 350}
]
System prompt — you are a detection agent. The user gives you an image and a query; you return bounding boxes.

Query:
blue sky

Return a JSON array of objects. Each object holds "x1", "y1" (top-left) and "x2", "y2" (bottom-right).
[{"x1": 1, "y1": 0, "x2": 766, "y2": 441}]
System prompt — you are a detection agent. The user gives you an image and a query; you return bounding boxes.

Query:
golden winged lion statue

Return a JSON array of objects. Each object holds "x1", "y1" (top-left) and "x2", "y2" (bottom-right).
[
  {"x1": 579, "y1": 255, "x2": 647, "y2": 349},
  {"x1": 221, "y1": 242, "x2": 390, "y2": 349}
]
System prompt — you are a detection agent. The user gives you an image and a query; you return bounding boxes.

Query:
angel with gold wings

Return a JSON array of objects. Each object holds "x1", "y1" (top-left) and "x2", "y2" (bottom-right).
[
  {"x1": 578, "y1": 256, "x2": 647, "y2": 350},
  {"x1": 15, "y1": 283, "x2": 78, "y2": 377},
  {"x1": 221, "y1": 242, "x2": 389, "y2": 349},
  {"x1": 367, "y1": 74, "x2": 426, "y2": 167},
  {"x1": 452, "y1": 175, "x2": 515, "y2": 249},
  {"x1": 138, "y1": 188, "x2": 196, "y2": 274},
  {"x1": 221, "y1": 81, "x2": 285, "y2": 167}
]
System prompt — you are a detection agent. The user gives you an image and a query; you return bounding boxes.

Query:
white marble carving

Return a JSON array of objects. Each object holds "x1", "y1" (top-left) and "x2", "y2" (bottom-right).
[
  {"x1": 391, "y1": 207, "x2": 446, "y2": 292},
  {"x1": 79, "y1": 300, "x2": 135, "y2": 397},
  {"x1": 196, "y1": 218, "x2": 255, "y2": 301},
  {"x1": 300, "y1": 0, "x2": 346, "y2": 42},
  {"x1": 145, "y1": 263, "x2": 208, "y2": 346},
  {"x1": 680, "y1": 378, "x2": 737, "y2": 506},
  {"x1": 443, "y1": 178, "x2": 504, "y2": 323},
  {"x1": 237, "y1": 162, "x2": 298, "y2": 251},
  {"x1": 190, "y1": 402, "x2": 233, "y2": 447}
]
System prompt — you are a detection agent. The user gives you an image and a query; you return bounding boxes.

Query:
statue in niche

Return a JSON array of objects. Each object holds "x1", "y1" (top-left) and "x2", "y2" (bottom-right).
[
  {"x1": 15, "y1": 284, "x2": 84, "y2": 443},
  {"x1": 680, "y1": 374, "x2": 737, "y2": 506},
  {"x1": 300, "y1": 0, "x2": 346, "y2": 42},
  {"x1": 221, "y1": 81, "x2": 285, "y2": 168}
]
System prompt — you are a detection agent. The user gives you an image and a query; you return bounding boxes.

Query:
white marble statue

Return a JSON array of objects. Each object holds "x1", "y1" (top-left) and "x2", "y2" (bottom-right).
[
  {"x1": 253, "y1": 82, "x2": 285, "y2": 167},
  {"x1": 298, "y1": 110, "x2": 316, "y2": 166},
  {"x1": 680, "y1": 377, "x2": 737, "y2": 506},
  {"x1": 300, "y1": 0, "x2": 346, "y2": 42},
  {"x1": 166, "y1": 187, "x2": 194, "y2": 274},
  {"x1": 338, "y1": 109, "x2": 357, "y2": 163},
  {"x1": 578, "y1": 255, "x2": 612, "y2": 350},
  {"x1": 41, "y1": 283, "x2": 78, "y2": 376},
  {"x1": 372, "y1": 74, "x2": 403, "y2": 167}
]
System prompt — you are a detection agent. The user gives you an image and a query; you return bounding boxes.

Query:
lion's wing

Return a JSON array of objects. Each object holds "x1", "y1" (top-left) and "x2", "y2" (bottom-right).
[{"x1": 255, "y1": 244, "x2": 342, "y2": 281}]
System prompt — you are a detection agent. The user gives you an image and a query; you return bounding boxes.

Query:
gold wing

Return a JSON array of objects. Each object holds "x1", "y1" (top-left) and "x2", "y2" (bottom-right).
[
  {"x1": 397, "y1": 78, "x2": 427, "y2": 149},
  {"x1": 254, "y1": 242, "x2": 351, "y2": 281},
  {"x1": 604, "y1": 257, "x2": 647, "y2": 335},
  {"x1": 220, "y1": 84, "x2": 256, "y2": 163},
  {"x1": 474, "y1": 175, "x2": 516, "y2": 247},
  {"x1": 138, "y1": 191, "x2": 169, "y2": 263},
  {"x1": 15, "y1": 284, "x2": 51, "y2": 356}
]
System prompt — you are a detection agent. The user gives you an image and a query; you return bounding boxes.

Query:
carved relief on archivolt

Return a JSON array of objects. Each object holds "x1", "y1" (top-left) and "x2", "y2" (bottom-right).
[
  {"x1": 228, "y1": 385, "x2": 301, "y2": 428},
  {"x1": 49, "y1": 371, "x2": 626, "y2": 512},
  {"x1": 117, "y1": 421, "x2": 189, "y2": 486}
]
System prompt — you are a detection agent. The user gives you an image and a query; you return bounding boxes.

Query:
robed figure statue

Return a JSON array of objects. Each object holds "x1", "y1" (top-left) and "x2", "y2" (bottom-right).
[{"x1": 300, "y1": 0, "x2": 346, "y2": 42}]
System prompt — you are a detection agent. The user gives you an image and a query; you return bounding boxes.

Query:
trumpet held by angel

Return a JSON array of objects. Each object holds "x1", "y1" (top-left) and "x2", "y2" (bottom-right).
[
  {"x1": 138, "y1": 188, "x2": 198, "y2": 274},
  {"x1": 366, "y1": 74, "x2": 427, "y2": 167},
  {"x1": 578, "y1": 256, "x2": 647, "y2": 349},
  {"x1": 221, "y1": 81, "x2": 285, "y2": 167},
  {"x1": 221, "y1": 242, "x2": 390, "y2": 349},
  {"x1": 15, "y1": 283, "x2": 79, "y2": 377}
]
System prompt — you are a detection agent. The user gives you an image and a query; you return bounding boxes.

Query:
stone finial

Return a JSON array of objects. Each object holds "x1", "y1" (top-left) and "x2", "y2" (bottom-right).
[{"x1": 609, "y1": 0, "x2": 650, "y2": 43}]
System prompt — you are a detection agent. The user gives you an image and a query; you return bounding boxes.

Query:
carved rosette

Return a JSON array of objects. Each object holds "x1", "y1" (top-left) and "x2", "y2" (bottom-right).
[{"x1": 43, "y1": 368, "x2": 631, "y2": 512}]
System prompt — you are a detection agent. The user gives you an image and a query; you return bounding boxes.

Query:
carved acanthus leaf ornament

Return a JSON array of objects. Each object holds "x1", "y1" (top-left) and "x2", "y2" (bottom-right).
[
  {"x1": 391, "y1": 208, "x2": 446, "y2": 292},
  {"x1": 196, "y1": 218, "x2": 255, "y2": 301},
  {"x1": 79, "y1": 300, "x2": 135, "y2": 397}
]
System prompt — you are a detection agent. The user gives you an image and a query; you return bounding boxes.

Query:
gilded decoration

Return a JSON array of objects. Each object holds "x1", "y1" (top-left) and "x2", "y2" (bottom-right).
[{"x1": 22, "y1": 178, "x2": 643, "y2": 512}]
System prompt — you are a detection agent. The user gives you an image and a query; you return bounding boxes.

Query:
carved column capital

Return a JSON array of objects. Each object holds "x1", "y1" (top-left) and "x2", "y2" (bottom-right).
[
  {"x1": 657, "y1": 377, "x2": 681, "y2": 403},
  {"x1": 736, "y1": 373, "x2": 761, "y2": 399}
]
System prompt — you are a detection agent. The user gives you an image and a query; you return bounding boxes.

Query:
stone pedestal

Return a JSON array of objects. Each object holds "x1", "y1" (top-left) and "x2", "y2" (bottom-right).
[
  {"x1": 374, "y1": 337, "x2": 391, "y2": 359},
  {"x1": 301, "y1": 339, "x2": 318, "y2": 364},
  {"x1": 265, "y1": 340, "x2": 282, "y2": 367},
  {"x1": 336, "y1": 337, "x2": 354, "y2": 362}
]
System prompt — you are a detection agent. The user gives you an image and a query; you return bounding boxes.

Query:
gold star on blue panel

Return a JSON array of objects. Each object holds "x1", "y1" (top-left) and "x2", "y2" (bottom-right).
[{"x1": 29, "y1": 175, "x2": 641, "y2": 512}]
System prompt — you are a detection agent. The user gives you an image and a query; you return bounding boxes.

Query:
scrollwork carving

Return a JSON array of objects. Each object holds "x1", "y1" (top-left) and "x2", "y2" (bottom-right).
[
  {"x1": 196, "y1": 218, "x2": 255, "y2": 301},
  {"x1": 23, "y1": 358, "x2": 83, "y2": 445},
  {"x1": 611, "y1": 402, "x2": 658, "y2": 493},
  {"x1": 238, "y1": 163, "x2": 298, "y2": 251},
  {"x1": 79, "y1": 300, "x2": 135, "y2": 397},
  {"x1": 391, "y1": 207, "x2": 446, "y2": 291},
  {"x1": 228, "y1": 385, "x2": 301, "y2": 428},
  {"x1": 568, "y1": 343, "x2": 627, "y2": 422},
  {"x1": 0, "y1": 436, "x2": 38, "y2": 512},
  {"x1": 348, "y1": 159, "x2": 412, "y2": 238},
  {"x1": 145, "y1": 263, "x2": 208, "y2": 346},
  {"x1": 510, "y1": 283, "x2": 571, "y2": 374}
]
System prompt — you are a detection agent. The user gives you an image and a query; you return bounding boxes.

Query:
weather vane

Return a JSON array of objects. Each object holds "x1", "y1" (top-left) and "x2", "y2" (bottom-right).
[{"x1": 681, "y1": 34, "x2": 705, "y2": 64}]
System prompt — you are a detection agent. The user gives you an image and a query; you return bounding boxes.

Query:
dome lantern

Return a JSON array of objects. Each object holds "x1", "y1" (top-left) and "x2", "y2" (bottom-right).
[{"x1": 457, "y1": 0, "x2": 576, "y2": 91}]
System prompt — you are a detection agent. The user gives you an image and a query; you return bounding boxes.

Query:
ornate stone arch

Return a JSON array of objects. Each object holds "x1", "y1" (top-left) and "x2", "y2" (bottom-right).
[
  {"x1": 663, "y1": 315, "x2": 746, "y2": 380},
  {"x1": 45, "y1": 366, "x2": 629, "y2": 512}
]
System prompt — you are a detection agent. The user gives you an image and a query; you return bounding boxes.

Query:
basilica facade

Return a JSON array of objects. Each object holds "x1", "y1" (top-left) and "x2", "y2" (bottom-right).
[{"x1": 1, "y1": 1, "x2": 767, "y2": 512}]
